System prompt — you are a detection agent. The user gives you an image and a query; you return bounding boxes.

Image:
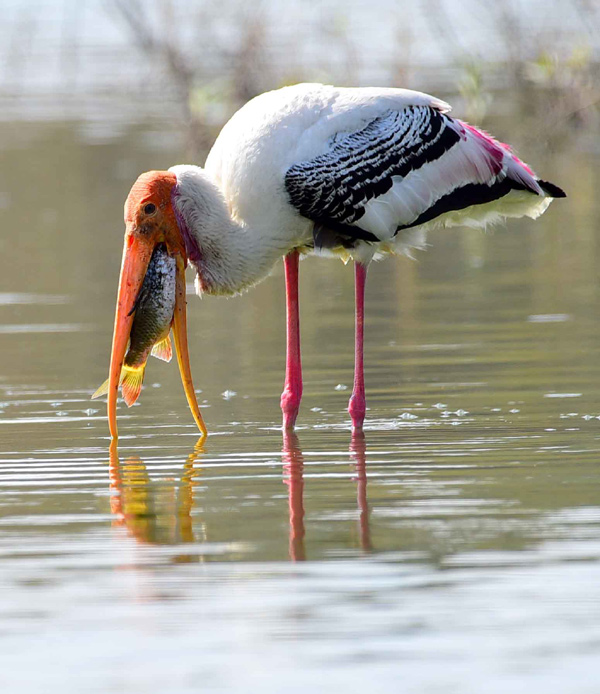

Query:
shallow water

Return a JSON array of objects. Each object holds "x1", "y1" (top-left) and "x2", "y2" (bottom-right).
[{"x1": 1, "y1": 119, "x2": 600, "y2": 692}]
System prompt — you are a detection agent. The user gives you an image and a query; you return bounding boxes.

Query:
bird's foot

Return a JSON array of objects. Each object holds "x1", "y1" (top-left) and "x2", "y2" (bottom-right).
[
  {"x1": 348, "y1": 391, "x2": 366, "y2": 431},
  {"x1": 281, "y1": 387, "x2": 302, "y2": 430}
]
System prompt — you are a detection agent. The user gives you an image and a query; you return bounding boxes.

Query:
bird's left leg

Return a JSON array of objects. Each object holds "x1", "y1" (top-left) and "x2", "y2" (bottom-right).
[
  {"x1": 348, "y1": 261, "x2": 368, "y2": 430},
  {"x1": 280, "y1": 250, "x2": 303, "y2": 430}
]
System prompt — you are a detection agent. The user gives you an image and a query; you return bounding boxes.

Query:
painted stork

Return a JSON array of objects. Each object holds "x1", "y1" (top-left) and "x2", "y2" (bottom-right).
[{"x1": 103, "y1": 83, "x2": 565, "y2": 439}]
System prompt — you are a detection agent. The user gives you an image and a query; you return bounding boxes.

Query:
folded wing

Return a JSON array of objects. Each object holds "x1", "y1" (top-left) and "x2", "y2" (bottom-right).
[{"x1": 284, "y1": 105, "x2": 565, "y2": 250}]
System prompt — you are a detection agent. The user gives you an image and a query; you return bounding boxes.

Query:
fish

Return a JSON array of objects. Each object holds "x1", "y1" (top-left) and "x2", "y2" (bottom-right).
[{"x1": 93, "y1": 243, "x2": 176, "y2": 406}]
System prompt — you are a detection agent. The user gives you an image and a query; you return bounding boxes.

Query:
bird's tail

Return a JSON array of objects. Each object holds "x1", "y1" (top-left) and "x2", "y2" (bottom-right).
[{"x1": 537, "y1": 179, "x2": 567, "y2": 198}]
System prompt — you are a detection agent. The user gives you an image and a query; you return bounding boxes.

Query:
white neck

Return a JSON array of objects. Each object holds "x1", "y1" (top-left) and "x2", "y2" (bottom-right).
[{"x1": 170, "y1": 165, "x2": 285, "y2": 296}]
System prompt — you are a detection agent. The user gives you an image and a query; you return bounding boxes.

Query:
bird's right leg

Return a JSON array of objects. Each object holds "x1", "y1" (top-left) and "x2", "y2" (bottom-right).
[
  {"x1": 348, "y1": 261, "x2": 368, "y2": 430},
  {"x1": 280, "y1": 250, "x2": 303, "y2": 430}
]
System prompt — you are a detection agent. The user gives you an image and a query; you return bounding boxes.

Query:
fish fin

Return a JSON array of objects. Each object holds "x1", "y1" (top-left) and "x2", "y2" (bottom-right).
[
  {"x1": 91, "y1": 378, "x2": 109, "y2": 400},
  {"x1": 120, "y1": 365, "x2": 146, "y2": 407},
  {"x1": 151, "y1": 334, "x2": 173, "y2": 362},
  {"x1": 91, "y1": 366, "x2": 145, "y2": 405}
]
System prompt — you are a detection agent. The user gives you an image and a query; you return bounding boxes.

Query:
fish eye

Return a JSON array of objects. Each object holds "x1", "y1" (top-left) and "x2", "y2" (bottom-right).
[{"x1": 143, "y1": 203, "x2": 157, "y2": 215}]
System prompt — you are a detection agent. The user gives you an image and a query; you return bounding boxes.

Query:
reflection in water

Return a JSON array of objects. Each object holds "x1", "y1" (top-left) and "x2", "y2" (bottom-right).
[
  {"x1": 350, "y1": 432, "x2": 371, "y2": 553},
  {"x1": 108, "y1": 439, "x2": 204, "y2": 546},
  {"x1": 109, "y1": 432, "x2": 373, "y2": 561},
  {"x1": 107, "y1": 434, "x2": 372, "y2": 561},
  {"x1": 282, "y1": 431, "x2": 372, "y2": 561},
  {"x1": 282, "y1": 431, "x2": 306, "y2": 561}
]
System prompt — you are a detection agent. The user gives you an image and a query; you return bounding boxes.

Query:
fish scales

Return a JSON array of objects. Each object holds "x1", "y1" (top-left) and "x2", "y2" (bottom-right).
[{"x1": 126, "y1": 244, "x2": 176, "y2": 366}]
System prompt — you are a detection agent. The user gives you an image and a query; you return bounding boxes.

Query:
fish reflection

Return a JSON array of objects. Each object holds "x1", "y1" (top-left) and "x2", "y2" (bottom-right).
[
  {"x1": 282, "y1": 431, "x2": 372, "y2": 561},
  {"x1": 108, "y1": 439, "x2": 204, "y2": 547}
]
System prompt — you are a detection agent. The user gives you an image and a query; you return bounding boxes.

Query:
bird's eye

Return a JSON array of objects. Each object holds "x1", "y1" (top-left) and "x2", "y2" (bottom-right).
[{"x1": 144, "y1": 203, "x2": 157, "y2": 215}]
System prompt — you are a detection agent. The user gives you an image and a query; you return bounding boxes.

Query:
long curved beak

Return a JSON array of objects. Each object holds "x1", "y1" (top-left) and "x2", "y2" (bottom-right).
[
  {"x1": 107, "y1": 233, "x2": 154, "y2": 439},
  {"x1": 106, "y1": 228, "x2": 207, "y2": 441},
  {"x1": 173, "y1": 255, "x2": 207, "y2": 438}
]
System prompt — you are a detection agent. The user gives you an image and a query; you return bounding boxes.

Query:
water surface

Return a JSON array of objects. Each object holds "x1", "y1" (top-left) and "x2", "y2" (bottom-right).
[{"x1": 0, "y1": 119, "x2": 599, "y2": 692}]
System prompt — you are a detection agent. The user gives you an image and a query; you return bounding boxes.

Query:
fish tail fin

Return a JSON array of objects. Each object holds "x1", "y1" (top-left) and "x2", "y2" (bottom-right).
[
  {"x1": 120, "y1": 365, "x2": 145, "y2": 407},
  {"x1": 151, "y1": 334, "x2": 173, "y2": 362},
  {"x1": 91, "y1": 378, "x2": 109, "y2": 400},
  {"x1": 92, "y1": 365, "x2": 145, "y2": 406}
]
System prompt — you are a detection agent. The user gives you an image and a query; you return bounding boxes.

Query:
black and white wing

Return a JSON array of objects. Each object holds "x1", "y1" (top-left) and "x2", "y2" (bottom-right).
[{"x1": 284, "y1": 104, "x2": 565, "y2": 250}]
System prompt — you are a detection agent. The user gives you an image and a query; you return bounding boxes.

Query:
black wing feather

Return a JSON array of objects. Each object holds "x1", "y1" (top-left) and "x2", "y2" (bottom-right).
[{"x1": 285, "y1": 106, "x2": 460, "y2": 246}]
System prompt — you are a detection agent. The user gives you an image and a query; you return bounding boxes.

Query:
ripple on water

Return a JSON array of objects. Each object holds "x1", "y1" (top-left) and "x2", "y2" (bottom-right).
[{"x1": 0, "y1": 129, "x2": 599, "y2": 691}]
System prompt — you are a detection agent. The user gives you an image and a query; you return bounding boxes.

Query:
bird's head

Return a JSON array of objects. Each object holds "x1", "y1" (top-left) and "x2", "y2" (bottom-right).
[
  {"x1": 107, "y1": 170, "x2": 206, "y2": 439},
  {"x1": 123, "y1": 170, "x2": 186, "y2": 259}
]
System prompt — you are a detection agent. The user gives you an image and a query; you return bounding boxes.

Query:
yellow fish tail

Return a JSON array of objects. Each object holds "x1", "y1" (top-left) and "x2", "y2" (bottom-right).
[
  {"x1": 119, "y1": 365, "x2": 146, "y2": 407},
  {"x1": 91, "y1": 364, "x2": 146, "y2": 407}
]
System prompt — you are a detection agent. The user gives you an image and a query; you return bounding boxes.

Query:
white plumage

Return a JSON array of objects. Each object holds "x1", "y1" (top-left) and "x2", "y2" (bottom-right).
[
  {"x1": 107, "y1": 82, "x2": 564, "y2": 437},
  {"x1": 169, "y1": 82, "x2": 562, "y2": 291}
]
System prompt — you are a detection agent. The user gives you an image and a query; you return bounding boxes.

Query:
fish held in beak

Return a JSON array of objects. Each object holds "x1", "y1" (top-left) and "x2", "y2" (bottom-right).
[
  {"x1": 93, "y1": 243, "x2": 175, "y2": 404},
  {"x1": 94, "y1": 171, "x2": 207, "y2": 441}
]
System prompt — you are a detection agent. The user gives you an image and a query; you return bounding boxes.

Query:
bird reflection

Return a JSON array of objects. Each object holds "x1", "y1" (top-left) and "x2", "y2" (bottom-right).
[
  {"x1": 350, "y1": 431, "x2": 372, "y2": 553},
  {"x1": 108, "y1": 431, "x2": 371, "y2": 559},
  {"x1": 281, "y1": 430, "x2": 372, "y2": 561},
  {"x1": 108, "y1": 438, "x2": 204, "y2": 546},
  {"x1": 282, "y1": 431, "x2": 306, "y2": 561}
]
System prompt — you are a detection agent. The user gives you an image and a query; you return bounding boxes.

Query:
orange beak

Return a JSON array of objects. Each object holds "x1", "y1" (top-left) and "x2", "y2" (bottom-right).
[
  {"x1": 172, "y1": 254, "x2": 208, "y2": 439},
  {"x1": 107, "y1": 231, "x2": 152, "y2": 439},
  {"x1": 106, "y1": 171, "x2": 207, "y2": 440}
]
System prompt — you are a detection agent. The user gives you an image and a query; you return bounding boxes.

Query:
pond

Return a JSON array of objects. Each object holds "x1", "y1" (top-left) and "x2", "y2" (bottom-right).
[{"x1": 0, "y1": 117, "x2": 599, "y2": 692}]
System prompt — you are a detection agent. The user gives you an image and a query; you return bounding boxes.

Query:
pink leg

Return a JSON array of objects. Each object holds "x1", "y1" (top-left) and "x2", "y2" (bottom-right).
[
  {"x1": 280, "y1": 250, "x2": 303, "y2": 430},
  {"x1": 348, "y1": 262, "x2": 368, "y2": 430}
]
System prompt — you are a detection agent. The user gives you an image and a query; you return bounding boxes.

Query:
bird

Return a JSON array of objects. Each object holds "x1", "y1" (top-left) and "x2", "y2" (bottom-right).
[{"x1": 103, "y1": 82, "x2": 566, "y2": 439}]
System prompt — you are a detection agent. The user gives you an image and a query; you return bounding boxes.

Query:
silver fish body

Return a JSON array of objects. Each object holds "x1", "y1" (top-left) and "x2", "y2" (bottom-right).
[{"x1": 125, "y1": 243, "x2": 176, "y2": 367}]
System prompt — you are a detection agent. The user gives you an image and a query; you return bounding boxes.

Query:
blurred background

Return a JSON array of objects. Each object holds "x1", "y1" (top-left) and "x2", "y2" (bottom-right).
[
  {"x1": 2, "y1": 0, "x2": 599, "y2": 152},
  {"x1": 1, "y1": 2, "x2": 600, "y2": 693}
]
